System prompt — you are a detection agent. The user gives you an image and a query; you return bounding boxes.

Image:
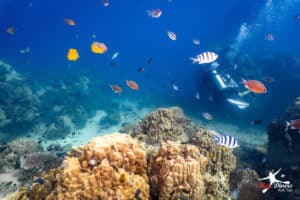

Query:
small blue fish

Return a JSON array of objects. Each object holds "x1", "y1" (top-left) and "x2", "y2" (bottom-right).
[
  {"x1": 212, "y1": 135, "x2": 239, "y2": 148},
  {"x1": 111, "y1": 52, "x2": 119, "y2": 60},
  {"x1": 34, "y1": 177, "x2": 44, "y2": 185}
]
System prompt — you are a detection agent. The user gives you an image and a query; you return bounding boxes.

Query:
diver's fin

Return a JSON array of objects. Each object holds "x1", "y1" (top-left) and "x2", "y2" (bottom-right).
[{"x1": 238, "y1": 90, "x2": 251, "y2": 97}]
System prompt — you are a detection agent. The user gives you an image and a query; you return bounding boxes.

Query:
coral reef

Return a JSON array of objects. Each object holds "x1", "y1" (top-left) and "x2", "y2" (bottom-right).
[
  {"x1": 128, "y1": 107, "x2": 237, "y2": 199},
  {"x1": 44, "y1": 117, "x2": 72, "y2": 140},
  {"x1": 0, "y1": 60, "x2": 23, "y2": 82},
  {"x1": 233, "y1": 143, "x2": 267, "y2": 172},
  {"x1": 27, "y1": 168, "x2": 60, "y2": 200},
  {"x1": 230, "y1": 168, "x2": 265, "y2": 200},
  {"x1": 190, "y1": 127, "x2": 237, "y2": 199},
  {"x1": 0, "y1": 61, "x2": 39, "y2": 139},
  {"x1": 149, "y1": 141, "x2": 208, "y2": 200},
  {"x1": 191, "y1": 127, "x2": 236, "y2": 176},
  {"x1": 130, "y1": 107, "x2": 197, "y2": 145},
  {"x1": 266, "y1": 99, "x2": 300, "y2": 199},
  {"x1": 19, "y1": 152, "x2": 59, "y2": 180},
  {"x1": 27, "y1": 133, "x2": 149, "y2": 200},
  {"x1": 8, "y1": 138, "x2": 43, "y2": 156},
  {"x1": 0, "y1": 138, "x2": 63, "y2": 198},
  {"x1": 0, "y1": 186, "x2": 27, "y2": 200},
  {"x1": 2, "y1": 107, "x2": 254, "y2": 200}
]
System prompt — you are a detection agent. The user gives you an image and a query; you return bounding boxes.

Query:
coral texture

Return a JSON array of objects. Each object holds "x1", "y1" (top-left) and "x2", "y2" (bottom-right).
[
  {"x1": 149, "y1": 141, "x2": 208, "y2": 200},
  {"x1": 44, "y1": 117, "x2": 71, "y2": 140},
  {"x1": 20, "y1": 152, "x2": 58, "y2": 172},
  {"x1": 191, "y1": 127, "x2": 236, "y2": 176},
  {"x1": 10, "y1": 107, "x2": 242, "y2": 200},
  {"x1": 0, "y1": 186, "x2": 27, "y2": 200},
  {"x1": 27, "y1": 169, "x2": 60, "y2": 200},
  {"x1": 130, "y1": 107, "x2": 197, "y2": 144},
  {"x1": 191, "y1": 127, "x2": 237, "y2": 199},
  {"x1": 266, "y1": 99, "x2": 300, "y2": 200},
  {"x1": 28, "y1": 133, "x2": 149, "y2": 200},
  {"x1": 233, "y1": 169, "x2": 264, "y2": 200},
  {"x1": 8, "y1": 138, "x2": 43, "y2": 156},
  {"x1": 0, "y1": 138, "x2": 63, "y2": 198}
]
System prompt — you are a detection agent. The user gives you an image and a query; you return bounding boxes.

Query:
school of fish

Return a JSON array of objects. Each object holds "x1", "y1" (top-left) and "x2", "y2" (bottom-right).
[{"x1": 6, "y1": 0, "x2": 297, "y2": 154}]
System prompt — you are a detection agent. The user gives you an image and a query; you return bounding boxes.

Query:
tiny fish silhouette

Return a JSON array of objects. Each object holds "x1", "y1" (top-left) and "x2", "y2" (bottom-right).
[{"x1": 134, "y1": 188, "x2": 142, "y2": 200}]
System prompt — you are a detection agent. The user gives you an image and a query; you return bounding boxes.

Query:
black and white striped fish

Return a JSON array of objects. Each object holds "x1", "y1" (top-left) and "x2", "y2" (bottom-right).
[
  {"x1": 212, "y1": 135, "x2": 239, "y2": 148},
  {"x1": 190, "y1": 51, "x2": 218, "y2": 64},
  {"x1": 167, "y1": 31, "x2": 176, "y2": 41}
]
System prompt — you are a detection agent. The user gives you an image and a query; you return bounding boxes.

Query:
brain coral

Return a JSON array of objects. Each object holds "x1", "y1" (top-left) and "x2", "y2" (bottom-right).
[
  {"x1": 149, "y1": 141, "x2": 208, "y2": 200},
  {"x1": 28, "y1": 133, "x2": 149, "y2": 200}
]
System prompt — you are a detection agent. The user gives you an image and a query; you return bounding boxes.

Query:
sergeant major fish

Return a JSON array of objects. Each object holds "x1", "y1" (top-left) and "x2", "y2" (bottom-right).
[
  {"x1": 190, "y1": 52, "x2": 218, "y2": 64},
  {"x1": 167, "y1": 31, "x2": 176, "y2": 41},
  {"x1": 212, "y1": 135, "x2": 239, "y2": 148},
  {"x1": 202, "y1": 112, "x2": 212, "y2": 120}
]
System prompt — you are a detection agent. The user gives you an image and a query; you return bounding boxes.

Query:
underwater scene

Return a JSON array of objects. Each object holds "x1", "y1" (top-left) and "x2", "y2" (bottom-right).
[{"x1": 0, "y1": 0, "x2": 300, "y2": 199}]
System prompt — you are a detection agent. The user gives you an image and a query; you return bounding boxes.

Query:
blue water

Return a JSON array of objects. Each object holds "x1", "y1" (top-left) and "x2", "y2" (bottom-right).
[{"x1": 0, "y1": 0, "x2": 300, "y2": 139}]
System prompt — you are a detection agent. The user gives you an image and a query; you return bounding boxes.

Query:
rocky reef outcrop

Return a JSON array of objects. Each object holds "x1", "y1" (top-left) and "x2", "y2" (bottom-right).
[
  {"x1": 129, "y1": 107, "x2": 197, "y2": 145},
  {"x1": 265, "y1": 97, "x2": 300, "y2": 199},
  {"x1": 17, "y1": 107, "x2": 240, "y2": 200},
  {"x1": 0, "y1": 61, "x2": 40, "y2": 139},
  {"x1": 43, "y1": 117, "x2": 72, "y2": 140},
  {"x1": 230, "y1": 168, "x2": 265, "y2": 200},
  {"x1": 0, "y1": 139, "x2": 64, "y2": 198},
  {"x1": 267, "y1": 97, "x2": 300, "y2": 167},
  {"x1": 190, "y1": 128, "x2": 237, "y2": 200}
]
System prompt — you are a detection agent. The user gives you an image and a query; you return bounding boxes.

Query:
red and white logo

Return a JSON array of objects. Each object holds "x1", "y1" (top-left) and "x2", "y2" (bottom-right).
[{"x1": 258, "y1": 168, "x2": 293, "y2": 193}]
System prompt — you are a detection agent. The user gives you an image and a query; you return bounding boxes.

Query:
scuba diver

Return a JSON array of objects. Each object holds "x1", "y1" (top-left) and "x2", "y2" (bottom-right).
[{"x1": 202, "y1": 68, "x2": 250, "y2": 109}]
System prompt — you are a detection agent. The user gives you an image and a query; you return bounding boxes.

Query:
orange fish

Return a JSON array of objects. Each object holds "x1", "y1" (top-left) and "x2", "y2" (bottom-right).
[
  {"x1": 7, "y1": 27, "x2": 15, "y2": 35},
  {"x1": 91, "y1": 42, "x2": 107, "y2": 54},
  {"x1": 126, "y1": 80, "x2": 139, "y2": 90},
  {"x1": 67, "y1": 48, "x2": 79, "y2": 61},
  {"x1": 110, "y1": 84, "x2": 122, "y2": 93},
  {"x1": 242, "y1": 79, "x2": 266, "y2": 94},
  {"x1": 64, "y1": 18, "x2": 75, "y2": 26}
]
